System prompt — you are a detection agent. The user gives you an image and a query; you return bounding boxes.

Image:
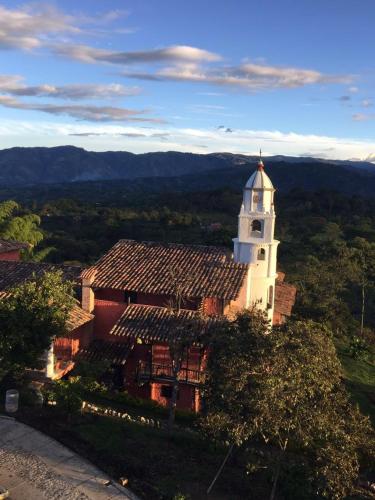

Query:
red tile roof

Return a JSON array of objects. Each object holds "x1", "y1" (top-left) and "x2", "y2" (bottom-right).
[
  {"x1": 110, "y1": 303, "x2": 216, "y2": 343},
  {"x1": 274, "y1": 281, "x2": 297, "y2": 317},
  {"x1": 83, "y1": 239, "x2": 248, "y2": 301},
  {"x1": 0, "y1": 262, "x2": 89, "y2": 332},
  {"x1": 66, "y1": 305, "x2": 94, "y2": 331},
  {"x1": 0, "y1": 239, "x2": 28, "y2": 253},
  {"x1": 0, "y1": 260, "x2": 81, "y2": 290}
]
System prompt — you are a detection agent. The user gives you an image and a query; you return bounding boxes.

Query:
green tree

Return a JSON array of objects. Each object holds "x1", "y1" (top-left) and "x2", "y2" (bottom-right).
[
  {"x1": 164, "y1": 267, "x2": 211, "y2": 432},
  {"x1": 349, "y1": 237, "x2": 375, "y2": 337},
  {"x1": 0, "y1": 200, "x2": 43, "y2": 246},
  {"x1": 0, "y1": 271, "x2": 75, "y2": 382},
  {"x1": 202, "y1": 311, "x2": 374, "y2": 499},
  {"x1": 292, "y1": 249, "x2": 354, "y2": 335}
]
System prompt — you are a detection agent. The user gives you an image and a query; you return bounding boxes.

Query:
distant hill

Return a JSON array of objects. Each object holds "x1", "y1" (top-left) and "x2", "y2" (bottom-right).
[{"x1": 0, "y1": 145, "x2": 375, "y2": 197}]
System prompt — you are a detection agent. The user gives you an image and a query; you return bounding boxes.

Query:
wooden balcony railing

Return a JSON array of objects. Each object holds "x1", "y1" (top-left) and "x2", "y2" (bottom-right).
[{"x1": 137, "y1": 361, "x2": 204, "y2": 385}]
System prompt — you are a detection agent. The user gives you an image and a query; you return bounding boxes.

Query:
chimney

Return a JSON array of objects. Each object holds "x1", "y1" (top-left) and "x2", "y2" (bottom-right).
[{"x1": 81, "y1": 268, "x2": 97, "y2": 313}]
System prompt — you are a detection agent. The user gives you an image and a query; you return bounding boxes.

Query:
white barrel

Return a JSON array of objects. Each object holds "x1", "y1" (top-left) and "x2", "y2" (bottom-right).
[{"x1": 5, "y1": 389, "x2": 19, "y2": 413}]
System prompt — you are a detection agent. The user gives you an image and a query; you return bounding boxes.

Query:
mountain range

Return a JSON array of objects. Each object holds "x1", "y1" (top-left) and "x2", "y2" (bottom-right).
[{"x1": 0, "y1": 145, "x2": 374, "y2": 197}]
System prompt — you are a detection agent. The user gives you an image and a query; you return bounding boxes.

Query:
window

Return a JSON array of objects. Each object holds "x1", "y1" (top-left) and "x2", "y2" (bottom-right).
[
  {"x1": 257, "y1": 248, "x2": 266, "y2": 260},
  {"x1": 250, "y1": 219, "x2": 262, "y2": 237},
  {"x1": 161, "y1": 385, "x2": 173, "y2": 398},
  {"x1": 267, "y1": 285, "x2": 274, "y2": 309}
]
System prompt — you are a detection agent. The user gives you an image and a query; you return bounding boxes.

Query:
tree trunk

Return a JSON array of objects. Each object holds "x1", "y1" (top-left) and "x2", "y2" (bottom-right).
[
  {"x1": 360, "y1": 283, "x2": 365, "y2": 338},
  {"x1": 269, "y1": 458, "x2": 281, "y2": 500},
  {"x1": 167, "y1": 363, "x2": 180, "y2": 432}
]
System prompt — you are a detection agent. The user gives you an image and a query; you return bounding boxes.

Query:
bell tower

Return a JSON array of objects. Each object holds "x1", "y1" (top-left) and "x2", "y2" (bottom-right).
[{"x1": 233, "y1": 153, "x2": 279, "y2": 321}]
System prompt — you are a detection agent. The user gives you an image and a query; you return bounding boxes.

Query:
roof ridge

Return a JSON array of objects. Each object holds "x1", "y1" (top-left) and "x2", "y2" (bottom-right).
[{"x1": 117, "y1": 238, "x2": 231, "y2": 253}]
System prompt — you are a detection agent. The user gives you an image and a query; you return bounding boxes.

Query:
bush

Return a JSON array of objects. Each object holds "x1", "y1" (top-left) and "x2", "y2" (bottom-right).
[
  {"x1": 73, "y1": 360, "x2": 111, "y2": 381},
  {"x1": 348, "y1": 336, "x2": 369, "y2": 360},
  {"x1": 46, "y1": 377, "x2": 84, "y2": 418},
  {"x1": 19, "y1": 385, "x2": 44, "y2": 407}
]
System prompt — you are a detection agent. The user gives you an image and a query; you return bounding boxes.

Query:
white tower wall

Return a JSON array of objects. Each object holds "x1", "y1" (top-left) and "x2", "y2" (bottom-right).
[{"x1": 233, "y1": 160, "x2": 279, "y2": 322}]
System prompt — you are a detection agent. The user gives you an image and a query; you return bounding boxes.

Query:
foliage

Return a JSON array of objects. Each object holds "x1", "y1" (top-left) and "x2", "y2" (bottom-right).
[
  {"x1": 164, "y1": 266, "x2": 212, "y2": 431},
  {"x1": 0, "y1": 271, "x2": 75, "y2": 382},
  {"x1": 349, "y1": 237, "x2": 375, "y2": 337},
  {"x1": 348, "y1": 336, "x2": 369, "y2": 360},
  {"x1": 73, "y1": 359, "x2": 111, "y2": 381},
  {"x1": 202, "y1": 311, "x2": 374, "y2": 499},
  {"x1": 0, "y1": 200, "x2": 43, "y2": 246},
  {"x1": 46, "y1": 377, "x2": 84, "y2": 418}
]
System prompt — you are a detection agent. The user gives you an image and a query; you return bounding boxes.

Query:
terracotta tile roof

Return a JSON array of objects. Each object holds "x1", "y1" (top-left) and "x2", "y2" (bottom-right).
[
  {"x1": 76, "y1": 339, "x2": 133, "y2": 365},
  {"x1": 0, "y1": 260, "x2": 82, "y2": 290},
  {"x1": 0, "y1": 239, "x2": 29, "y2": 253},
  {"x1": 83, "y1": 239, "x2": 248, "y2": 300},
  {"x1": 66, "y1": 305, "x2": 94, "y2": 331},
  {"x1": 274, "y1": 281, "x2": 297, "y2": 317},
  {"x1": 110, "y1": 303, "x2": 216, "y2": 343}
]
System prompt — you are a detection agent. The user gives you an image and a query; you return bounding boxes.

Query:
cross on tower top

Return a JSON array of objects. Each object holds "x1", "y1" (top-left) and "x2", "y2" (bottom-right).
[{"x1": 258, "y1": 148, "x2": 264, "y2": 171}]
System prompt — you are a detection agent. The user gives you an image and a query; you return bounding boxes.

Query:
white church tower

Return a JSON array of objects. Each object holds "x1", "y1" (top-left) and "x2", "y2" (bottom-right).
[{"x1": 233, "y1": 154, "x2": 279, "y2": 321}]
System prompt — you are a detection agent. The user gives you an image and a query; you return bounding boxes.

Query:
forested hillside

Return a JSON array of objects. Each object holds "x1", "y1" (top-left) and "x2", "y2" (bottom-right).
[{"x1": 0, "y1": 146, "x2": 375, "y2": 196}]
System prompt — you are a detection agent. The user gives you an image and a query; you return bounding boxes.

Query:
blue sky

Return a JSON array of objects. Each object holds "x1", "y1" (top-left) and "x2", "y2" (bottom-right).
[{"x1": 0, "y1": 0, "x2": 374, "y2": 160}]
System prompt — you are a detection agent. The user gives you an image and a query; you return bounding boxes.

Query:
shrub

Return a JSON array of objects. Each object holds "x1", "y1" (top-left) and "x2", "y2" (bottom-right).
[
  {"x1": 46, "y1": 377, "x2": 84, "y2": 418},
  {"x1": 348, "y1": 336, "x2": 369, "y2": 360}
]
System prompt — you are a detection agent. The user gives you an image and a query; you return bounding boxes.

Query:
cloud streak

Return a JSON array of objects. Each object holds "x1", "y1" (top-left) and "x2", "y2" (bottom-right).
[
  {"x1": 0, "y1": 4, "x2": 351, "y2": 96},
  {"x1": 0, "y1": 75, "x2": 140, "y2": 99},
  {"x1": 0, "y1": 95, "x2": 161, "y2": 123},
  {"x1": 0, "y1": 4, "x2": 80, "y2": 50},
  {"x1": 123, "y1": 61, "x2": 351, "y2": 91},
  {"x1": 54, "y1": 44, "x2": 221, "y2": 64},
  {"x1": 352, "y1": 113, "x2": 375, "y2": 122}
]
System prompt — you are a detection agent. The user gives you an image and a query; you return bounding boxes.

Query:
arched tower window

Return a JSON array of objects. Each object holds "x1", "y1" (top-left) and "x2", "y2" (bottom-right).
[
  {"x1": 257, "y1": 248, "x2": 266, "y2": 260},
  {"x1": 267, "y1": 285, "x2": 274, "y2": 309},
  {"x1": 251, "y1": 219, "x2": 262, "y2": 237}
]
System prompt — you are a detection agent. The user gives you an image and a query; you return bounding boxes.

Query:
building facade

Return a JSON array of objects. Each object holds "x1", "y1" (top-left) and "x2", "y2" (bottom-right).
[{"x1": 76, "y1": 160, "x2": 296, "y2": 412}]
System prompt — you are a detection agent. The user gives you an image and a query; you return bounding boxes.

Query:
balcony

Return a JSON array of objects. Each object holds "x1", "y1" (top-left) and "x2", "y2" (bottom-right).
[{"x1": 137, "y1": 361, "x2": 205, "y2": 386}]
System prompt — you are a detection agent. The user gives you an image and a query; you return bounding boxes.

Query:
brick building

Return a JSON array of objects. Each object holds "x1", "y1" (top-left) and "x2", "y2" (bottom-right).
[{"x1": 77, "y1": 160, "x2": 297, "y2": 412}]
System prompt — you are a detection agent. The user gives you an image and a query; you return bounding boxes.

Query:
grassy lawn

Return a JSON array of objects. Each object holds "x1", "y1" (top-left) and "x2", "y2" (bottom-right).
[
  {"x1": 335, "y1": 337, "x2": 375, "y2": 425},
  {"x1": 18, "y1": 408, "x2": 259, "y2": 500}
]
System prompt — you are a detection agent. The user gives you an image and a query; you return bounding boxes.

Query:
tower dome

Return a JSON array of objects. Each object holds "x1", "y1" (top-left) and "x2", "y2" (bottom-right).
[{"x1": 245, "y1": 160, "x2": 274, "y2": 190}]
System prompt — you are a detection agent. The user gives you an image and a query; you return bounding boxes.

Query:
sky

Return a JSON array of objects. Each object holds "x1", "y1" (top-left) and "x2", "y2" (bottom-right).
[{"x1": 0, "y1": 0, "x2": 375, "y2": 160}]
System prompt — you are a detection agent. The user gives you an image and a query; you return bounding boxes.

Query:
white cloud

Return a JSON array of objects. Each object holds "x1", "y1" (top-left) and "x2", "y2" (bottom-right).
[
  {"x1": 55, "y1": 44, "x2": 221, "y2": 64},
  {"x1": 124, "y1": 61, "x2": 352, "y2": 91},
  {"x1": 0, "y1": 95, "x2": 161, "y2": 123},
  {"x1": 0, "y1": 4, "x2": 133, "y2": 51},
  {"x1": 0, "y1": 75, "x2": 140, "y2": 99},
  {"x1": 0, "y1": 4, "x2": 79, "y2": 50},
  {"x1": 361, "y1": 99, "x2": 373, "y2": 108},
  {"x1": 0, "y1": 120, "x2": 374, "y2": 161},
  {"x1": 352, "y1": 113, "x2": 375, "y2": 121}
]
